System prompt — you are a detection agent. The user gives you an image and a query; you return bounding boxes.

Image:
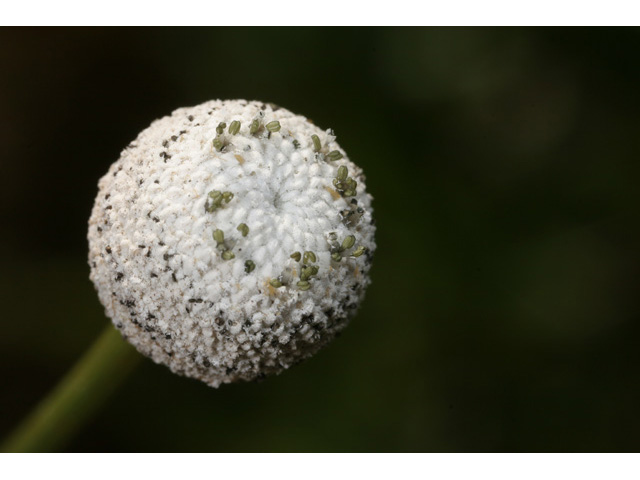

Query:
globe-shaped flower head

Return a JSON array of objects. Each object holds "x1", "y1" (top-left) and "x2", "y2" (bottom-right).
[{"x1": 88, "y1": 99, "x2": 376, "y2": 387}]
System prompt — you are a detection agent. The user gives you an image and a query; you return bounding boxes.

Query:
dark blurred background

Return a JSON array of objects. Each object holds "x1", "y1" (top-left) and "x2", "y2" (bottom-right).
[{"x1": 1, "y1": 27, "x2": 639, "y2": 452}]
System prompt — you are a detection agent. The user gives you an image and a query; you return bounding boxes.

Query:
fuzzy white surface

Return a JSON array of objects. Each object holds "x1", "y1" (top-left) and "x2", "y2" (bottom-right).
[{"x1": 88, "y1": 99, "x2": 376, "y2": 387}]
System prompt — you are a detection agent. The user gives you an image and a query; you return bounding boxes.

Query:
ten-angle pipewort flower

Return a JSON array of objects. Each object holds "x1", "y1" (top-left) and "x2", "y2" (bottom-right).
[{"x1": 88, "y1": 100, "x2": 376, "y2": 387}]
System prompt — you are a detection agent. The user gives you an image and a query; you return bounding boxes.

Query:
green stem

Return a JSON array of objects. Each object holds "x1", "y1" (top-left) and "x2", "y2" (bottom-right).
[{"x1": 1, "y1": 325, "x2": 141, "y2": 452}]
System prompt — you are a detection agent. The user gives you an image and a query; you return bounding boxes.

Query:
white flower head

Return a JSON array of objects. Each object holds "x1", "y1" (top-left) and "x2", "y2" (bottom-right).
[{"x1": 88, "y1": 99, "x2": 376, "y2": 387}]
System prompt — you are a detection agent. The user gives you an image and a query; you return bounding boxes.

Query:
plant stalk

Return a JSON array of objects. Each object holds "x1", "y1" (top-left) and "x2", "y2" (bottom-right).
[{"x1": 1, "y1": 325, "x2": 141, "y2": 452}]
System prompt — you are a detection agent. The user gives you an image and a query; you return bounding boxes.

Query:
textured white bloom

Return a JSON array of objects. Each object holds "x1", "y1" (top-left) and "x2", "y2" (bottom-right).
[{"x1": 88, "y1": 99, "x2": 376, "y2": 387}]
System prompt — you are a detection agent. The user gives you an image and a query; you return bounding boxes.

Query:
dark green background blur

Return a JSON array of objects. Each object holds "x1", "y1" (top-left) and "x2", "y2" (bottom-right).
[{"x1": 1, "y1": 28, "x2": 639, "y2": 452}]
